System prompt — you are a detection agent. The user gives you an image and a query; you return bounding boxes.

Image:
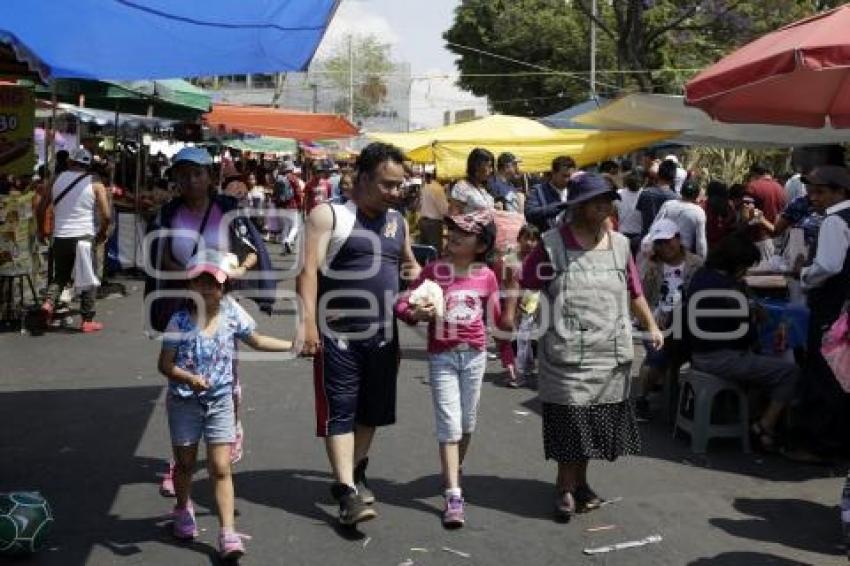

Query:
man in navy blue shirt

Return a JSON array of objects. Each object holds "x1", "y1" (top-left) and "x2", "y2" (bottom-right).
[
  {"x1": 298, "y1": 143, "x2": 421, "y2": 526},
  {"x1": 488, "y1": 152, "x2": 521, "y2": 212},
  {"x1": 524, "y1": 155, "x2": 576, "y2": 232}
]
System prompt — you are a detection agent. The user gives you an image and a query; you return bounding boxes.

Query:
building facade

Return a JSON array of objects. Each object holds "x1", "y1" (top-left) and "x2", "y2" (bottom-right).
[{"x1": 199, "y1": 62, "x2": 412, "y2": 134}]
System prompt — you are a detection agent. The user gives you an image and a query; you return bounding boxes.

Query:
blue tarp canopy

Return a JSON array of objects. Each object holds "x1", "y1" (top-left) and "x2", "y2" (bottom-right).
[{"x1": 0, "y1": 0, "x2": 340, "y2": 80}]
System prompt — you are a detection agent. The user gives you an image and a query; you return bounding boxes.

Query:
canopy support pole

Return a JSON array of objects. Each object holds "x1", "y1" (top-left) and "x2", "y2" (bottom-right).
[
  {"x1": 133, "y1": 123, "x2": 144, "y2": 269},
  {"x1": 112, "y1": 105, "x2": 120, "y2": 187},
  {"x1": 48, "y1": 81, "x2": 57, "y2": 182}
]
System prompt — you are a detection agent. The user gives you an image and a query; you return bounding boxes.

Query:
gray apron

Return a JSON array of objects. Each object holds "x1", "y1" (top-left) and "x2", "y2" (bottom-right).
[{"x1": 538, "y1": 229, "x2": 634, "y2": 406}]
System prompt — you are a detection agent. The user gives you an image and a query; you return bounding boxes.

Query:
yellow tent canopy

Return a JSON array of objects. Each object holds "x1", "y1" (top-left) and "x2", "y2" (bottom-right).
[
  {"x1": 368, "y1": 115, "x2": 675, "y2": 178},
  {"x1": 369, "y1": 115, "x2": 553, "y2": 156}
]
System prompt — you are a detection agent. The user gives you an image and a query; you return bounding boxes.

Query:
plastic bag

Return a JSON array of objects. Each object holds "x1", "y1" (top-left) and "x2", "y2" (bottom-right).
[
  {"x1": 821, "y1": 312, "x2": 850, "y2": 393},
  {"x1": 409, "y1": 279, "x2": 445, "y2": 318}
]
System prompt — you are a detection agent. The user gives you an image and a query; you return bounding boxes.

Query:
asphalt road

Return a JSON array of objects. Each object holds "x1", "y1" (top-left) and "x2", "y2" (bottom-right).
[{"x1": 1, "y1": 253, "x2": 847, "y2": 565}]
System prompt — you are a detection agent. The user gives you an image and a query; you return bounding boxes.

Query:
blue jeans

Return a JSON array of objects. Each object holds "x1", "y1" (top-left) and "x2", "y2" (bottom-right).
[{"x1": 429, "y1": 349, "x2": 487, "y2": 443}]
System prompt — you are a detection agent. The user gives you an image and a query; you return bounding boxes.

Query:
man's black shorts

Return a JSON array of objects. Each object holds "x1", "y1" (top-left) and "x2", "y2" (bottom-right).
[{"x1": 313, "y1": 328, "x2": 400, "y2": 437}]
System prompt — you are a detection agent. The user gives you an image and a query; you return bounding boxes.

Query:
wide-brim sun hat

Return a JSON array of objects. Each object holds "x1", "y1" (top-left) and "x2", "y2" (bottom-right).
[{"x1": 564, "y1": 173, "x2": 620, "y2": 207}]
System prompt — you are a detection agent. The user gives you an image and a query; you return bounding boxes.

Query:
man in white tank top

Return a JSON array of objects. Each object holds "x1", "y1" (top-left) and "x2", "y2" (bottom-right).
[{"x1": 41, "y1": 148, "x2": 112, "y2": 332}]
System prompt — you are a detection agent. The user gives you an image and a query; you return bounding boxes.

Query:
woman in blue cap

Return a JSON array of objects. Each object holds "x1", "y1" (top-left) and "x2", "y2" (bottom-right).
[
  {"x1": 520, "y1": 173, "x2": 663, "y2": 522},
  {"x1": 145, "y1": 146, "x2": 276, "y2": 492}
]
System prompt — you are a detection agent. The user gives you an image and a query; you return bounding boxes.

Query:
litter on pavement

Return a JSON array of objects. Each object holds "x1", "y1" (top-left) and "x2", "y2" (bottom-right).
[
  {"x1": 442, "y1": 546, "x2": 472, "y2": 558},
  {"x1": 586, "y1": 524, "x2": 617, "y2": 532},
  {"x1": 583, "y1": 534, "x2": 663, "y2": 555},
  {"x1": 598, "y1": 496, "x2": 623, "y2": 507}
]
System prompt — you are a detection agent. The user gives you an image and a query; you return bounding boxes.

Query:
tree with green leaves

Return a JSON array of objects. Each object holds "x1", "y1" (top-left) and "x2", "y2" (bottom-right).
[
  {"x1": 316, "y1": 34, "x2": 395, "y2": 119},
  {"x1": 444, "y1": 0, "x2": 608, "y2": 116},
  {"x1": 444, "y1": 0, "x2": 845, "y2": 116}
]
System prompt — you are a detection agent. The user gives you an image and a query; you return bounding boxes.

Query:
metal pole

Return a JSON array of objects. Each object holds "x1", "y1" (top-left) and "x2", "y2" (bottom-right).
[
  {"x1": 590, "y1": 0, "x2": 597, "y2": 98},
  {"x1": 112, "y1": 106, "x2": 119, "y2": 186},
  {"x1": 348, "y1": 35, "x2": 354, "y2": 121},
  {"x1": 77, "y1": 93, "x2": 84, "y2": 151},
  {"x1": 48, "y1": 81, "x2": 57, "y2": 181},
  {"x1": 133, "y1": 125, "x2": 144, "y2": 268},
  {"x1": 311, "y1": 83, "x2": 318, "y2": 113}
]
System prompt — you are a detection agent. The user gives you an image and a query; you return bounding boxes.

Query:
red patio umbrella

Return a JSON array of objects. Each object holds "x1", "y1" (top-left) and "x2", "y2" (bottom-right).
[{"x1": 685, "y1": 4, "x2": 850, "y2": 128}]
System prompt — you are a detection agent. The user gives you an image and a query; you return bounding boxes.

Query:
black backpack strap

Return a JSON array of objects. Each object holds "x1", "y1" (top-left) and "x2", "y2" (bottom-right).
[
  {"x1": 189, "y1": 200, "x2": 215, "y2": 258},
  {"x1": 52, "y1": 173, "x2": 89, "y2": 206}
]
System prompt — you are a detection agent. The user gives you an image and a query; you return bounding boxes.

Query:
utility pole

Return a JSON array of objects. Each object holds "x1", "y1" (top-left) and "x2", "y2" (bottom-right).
[
  {"x1": 590, "y1": 0, "x2": 597, "y2": 98},
  {"x1": 348, "y1": 35, "x2": 354, "y2": 121}
]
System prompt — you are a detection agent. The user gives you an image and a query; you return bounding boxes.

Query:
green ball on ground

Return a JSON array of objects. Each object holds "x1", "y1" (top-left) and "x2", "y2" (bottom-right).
[{"x1": 0, "y1": 492, "x2": 54, "y2": 556}]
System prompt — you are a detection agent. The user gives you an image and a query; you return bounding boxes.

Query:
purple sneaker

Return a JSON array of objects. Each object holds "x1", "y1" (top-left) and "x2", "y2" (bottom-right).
[
  {"x1": 172, "y1": 503, "x2": 198, "y2": 540},
  {"x1": 219, "y1": 530, "x2": 249, "y2": 560},
  {"x1": 443, "y1": 495, "x2": 465, "y2": 529}
]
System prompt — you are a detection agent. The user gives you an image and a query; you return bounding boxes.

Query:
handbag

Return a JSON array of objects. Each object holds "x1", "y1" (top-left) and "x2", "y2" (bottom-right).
[{"x1": 820, "y1": 311, "x2": 850, "y2": 393}]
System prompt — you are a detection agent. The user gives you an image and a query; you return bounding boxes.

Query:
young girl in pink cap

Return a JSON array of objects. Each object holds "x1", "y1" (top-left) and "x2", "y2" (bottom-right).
[
  {"x1": 396, "y1": 211, "x2": 517, "y2": 529},
  {"x1": 158, "y1": 250, "x2": 292, "y2": 560}
]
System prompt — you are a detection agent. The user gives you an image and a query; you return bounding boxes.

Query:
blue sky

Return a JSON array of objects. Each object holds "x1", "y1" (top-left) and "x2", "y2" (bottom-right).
[{"x1": 317, "y1": 0, "x2": 489, "y2": 128}]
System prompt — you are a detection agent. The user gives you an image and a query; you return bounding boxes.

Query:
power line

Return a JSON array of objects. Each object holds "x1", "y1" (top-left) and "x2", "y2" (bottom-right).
[{"x1": 443, "y1": 40, "x2": 623, "y2": 91}]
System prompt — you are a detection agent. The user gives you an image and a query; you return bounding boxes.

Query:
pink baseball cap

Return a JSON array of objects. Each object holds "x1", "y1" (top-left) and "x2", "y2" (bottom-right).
[
  {"x1": 186, "y1": 250, "x2": 239, "y2": 284},
  {"x1": 445, "y1": 210, "x2": 494, "y2": 235}
]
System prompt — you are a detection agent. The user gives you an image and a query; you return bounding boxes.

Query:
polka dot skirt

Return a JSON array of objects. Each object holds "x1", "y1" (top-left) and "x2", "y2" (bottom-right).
[{"x1": 542, "y1": 401, "x2": 641, "y2": 463}]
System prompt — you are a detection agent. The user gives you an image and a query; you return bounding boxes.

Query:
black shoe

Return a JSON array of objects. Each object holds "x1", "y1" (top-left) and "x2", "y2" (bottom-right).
[
  {"x1": 353, "y1": 458, "x2": 376, "y2": 505},
  {"x1": 634, "y1": 397, "x2": 652, "y2": 423},
  {"x1": 331, "y1": 482, "x2": 376, "y2": 526},
  {"x1": 554, "y1": 489, "x2": 575, "y2": 523},
  {"x1": 574, "y1": 484, "x2": 602, "y2": 513}
]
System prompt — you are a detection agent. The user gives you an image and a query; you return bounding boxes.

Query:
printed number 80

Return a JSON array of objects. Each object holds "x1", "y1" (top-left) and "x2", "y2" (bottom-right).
[{"x1": 0, "y1": 115, "x2": 19, "y2": 133}]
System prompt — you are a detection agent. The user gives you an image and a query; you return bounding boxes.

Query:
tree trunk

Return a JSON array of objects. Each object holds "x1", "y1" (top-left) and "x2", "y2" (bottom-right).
[{"x1": 617, "y1": 0, "x2": 653, "y2": 92}]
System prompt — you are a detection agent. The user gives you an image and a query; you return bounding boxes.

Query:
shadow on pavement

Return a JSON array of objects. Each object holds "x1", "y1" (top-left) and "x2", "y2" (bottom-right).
[
  {"x1": 688, "y1": 551, "x2": 814, "y2": 565},
  {"x1": 708, "y1": 498, "x2": 845, "y2": 558},
  {"x1": 234, "y1": 468, "x2": 434, "y2": 541},
  {"x1": 234, "y1": 467, "x2": 556, "y2": 537},
  {"x1": 514, "y1": 392, "x2": 841, "y2": 484},
  {"x1": 0, "y1": 385, "x2": 183, "y2": 565}
]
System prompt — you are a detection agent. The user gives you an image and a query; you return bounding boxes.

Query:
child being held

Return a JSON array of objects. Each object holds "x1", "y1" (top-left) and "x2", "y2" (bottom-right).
[{"x1": 496, "y1": 224, "x2": 542, "y2": 388}]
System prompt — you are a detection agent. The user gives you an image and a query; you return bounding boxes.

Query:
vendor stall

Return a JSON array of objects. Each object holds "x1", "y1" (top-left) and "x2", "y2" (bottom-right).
[
  {"x1": 573, "y1": 93, "x2": 850, "y2": 147},
  {"x1": 206, "y1": 105, "x2": 359, "y2": 140},
  {"x1": 369, "y1": 115, "x2": 674, "y2": 179}
]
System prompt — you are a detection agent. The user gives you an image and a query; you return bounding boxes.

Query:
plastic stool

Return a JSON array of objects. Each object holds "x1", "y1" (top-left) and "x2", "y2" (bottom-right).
[
  {"x1": 0, "y1": 271, "x2": 37, "y2": 332},
  {"x1": 673, "y1": 368, "x2": 751, "y2": 454}
]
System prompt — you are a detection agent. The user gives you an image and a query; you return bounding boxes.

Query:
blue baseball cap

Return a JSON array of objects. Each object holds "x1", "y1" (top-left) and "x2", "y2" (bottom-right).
[{"x1": 172, "y1": 146, "x2": 212, "y2": 167}]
